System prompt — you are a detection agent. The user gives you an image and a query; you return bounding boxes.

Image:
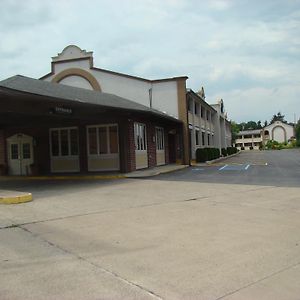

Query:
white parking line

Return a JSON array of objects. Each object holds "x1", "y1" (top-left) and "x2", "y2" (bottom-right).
[
  {"x1": 245, "y1": 164, "x2": 250, "y2": 170},
  {"x1": 219, "y1": 164, "x2": 228, "y2": 171}
]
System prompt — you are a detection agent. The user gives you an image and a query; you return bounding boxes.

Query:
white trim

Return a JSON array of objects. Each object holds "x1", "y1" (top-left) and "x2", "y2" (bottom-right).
[
  {"x1": 49, "y1": 127, "x2": 79, "y2": 173},
  {"x1": 86, "y1": 124, "x2": 120, "y2": 171}
]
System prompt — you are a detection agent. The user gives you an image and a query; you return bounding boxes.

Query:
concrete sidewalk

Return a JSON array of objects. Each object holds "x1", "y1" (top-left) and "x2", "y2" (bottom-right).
[
  {"x1": 0, "y1": 164, "x2": 188, "y2": 204},
  {"x1": 124, "y1": 164, "x2": 189, "y2": 178}
]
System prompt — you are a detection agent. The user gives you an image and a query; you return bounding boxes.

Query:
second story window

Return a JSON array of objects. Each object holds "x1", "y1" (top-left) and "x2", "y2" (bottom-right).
[
  {"x1": 195, "y1": 103, "x2": 199, "y2": 115},
  {"x1": 188, "y1": 99, "x2": 193, "y2": 113}
]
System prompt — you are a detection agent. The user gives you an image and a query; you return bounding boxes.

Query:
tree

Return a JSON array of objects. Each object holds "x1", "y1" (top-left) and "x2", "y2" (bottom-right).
[
  {"x1": 270, "y1": 112, "x2": 287, "y2": 124},
  {"x1": 264, "y1": 120, "x2": 268, "y2": 127},
  {"x1": 231, "y1": 121, "x2": 240, "y2": 143},
  {"x1": 257, "y1": 120, "x2": 262, "y2": 129},
  {"x1": 244, "y1": 121, "x2": 258, "y2": 130}
]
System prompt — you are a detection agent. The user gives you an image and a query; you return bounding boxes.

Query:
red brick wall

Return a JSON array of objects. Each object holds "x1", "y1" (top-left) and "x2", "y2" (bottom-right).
[
  {"x1": 1, "y1": 116, "x2": 182, "y2": 175},
  {"x1": 126, "y1": 120, "x2": 136, "y2": 172},
  {"x1": 146, "y1": 123, "x2": 157, "y2": 168}
]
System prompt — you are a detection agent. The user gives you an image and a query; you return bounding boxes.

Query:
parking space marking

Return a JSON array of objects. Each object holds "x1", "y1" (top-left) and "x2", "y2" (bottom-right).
[
  {"x1": 219, "y1": 164, "x2": 251, "y2": 171},
  {"x1": 219, "y1": 165, "x2": 228, "y2": 171}
]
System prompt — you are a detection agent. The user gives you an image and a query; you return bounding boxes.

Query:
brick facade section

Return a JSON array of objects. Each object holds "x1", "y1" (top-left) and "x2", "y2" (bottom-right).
[
  {"x1": 146, "y1": 122, "x2": 157, "y2": 168},
  {"x1": 1, "y1": 115, "x2": 182, "y2": 175},
  {"x1": 125, "y1": 120, "x2": 136, "y2": 172}
]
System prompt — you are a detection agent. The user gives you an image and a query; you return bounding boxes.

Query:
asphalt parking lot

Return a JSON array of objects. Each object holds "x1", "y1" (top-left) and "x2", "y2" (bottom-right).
[
  {"x1": 154, "y1": 149, "x2": 300, "y2": 187},
  {"x1": 1, "y1": 149, "x2": 300, "y2": 299}
]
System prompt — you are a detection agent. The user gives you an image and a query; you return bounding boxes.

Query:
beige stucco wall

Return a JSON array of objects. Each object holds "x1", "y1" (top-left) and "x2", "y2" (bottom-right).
[
  {"x1": 135, "y1": 151, "x2": 148, "y2": 169},
  {"x1": 156, "y1": 151, "x2": 165, "y2": 166},
  {"x1": 88, "y1": 157, "x2": 119, "y2": 171}
]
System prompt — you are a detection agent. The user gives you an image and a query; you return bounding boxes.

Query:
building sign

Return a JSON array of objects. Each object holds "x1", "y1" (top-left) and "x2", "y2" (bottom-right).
[{"x1": 49, "y1": 106, "x2": 73, "y2": 115}]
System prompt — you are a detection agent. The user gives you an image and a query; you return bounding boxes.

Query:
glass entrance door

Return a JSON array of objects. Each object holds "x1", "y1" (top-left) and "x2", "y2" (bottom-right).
[{"x1": 7, "y1": 134, "x2": 34, "y2": 175}]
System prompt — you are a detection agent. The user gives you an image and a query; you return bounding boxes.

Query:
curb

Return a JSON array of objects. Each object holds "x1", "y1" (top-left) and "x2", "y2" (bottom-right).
[
  {"x1": 125, "y1": 165, "x2": 189, "y2": 178},
  {"x1": 0, "y1": 175, "x2": 125, "y2": 181},
  {"x1": 192, "y1": 151, "x2": 241, "y2": 166},
  {"x1": 206, "y1": 151, "x2": 241, "y2": 165},
  {"x1": 0, "y1": 193, "x2": 32, "y2": 205}
]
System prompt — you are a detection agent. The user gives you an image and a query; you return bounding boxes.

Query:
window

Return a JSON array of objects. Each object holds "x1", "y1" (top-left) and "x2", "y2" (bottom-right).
[
  {"x1": 134, "y1": 123, "x2": 147, "y2": 150},
  {"x1": 156, "y1": 127, "x2": 164, "y2": 150},
  {"x1": 60, "y1": 129, "x2": 69, "y2": 156},
  {"x1": 87, "y1": 125, "x2": 119, "y2": 155},
  {"x1": 195, "y1": 129, "x2": 200, "y2": 145},
  {"x1": 202, "y1": 132, "x2": 205, "y2": 146},
  {"x1": 207, "y1": 111, "x2": 210, "y2": 121},
  {"x1": 23, "y1": 143, "x2": 31, "y2": 159},
  {"x1": 207, "y1": 134, "x2": 210, "y2": 146},
  {"x1": 188, "y1": 99, "x2": 193, "y2": 113},
  {"x1": 194, "y1": 103, "x2": 199, "y2": 115},
  {"x1": 201, "y1": 108, "x2": 205, "y2": 119},
  {"x1": 98, "y1": 127, "x2": 108, "y2": 154},
  {"x1": 50, "y1": 128, "x2": 78, "y2": 157},
  {"x1": 11, "y1": 144, "x2": 18, "y2": 159},
  {"x1": 88, "y1": 128, "x2": 97, "y2": 154}
]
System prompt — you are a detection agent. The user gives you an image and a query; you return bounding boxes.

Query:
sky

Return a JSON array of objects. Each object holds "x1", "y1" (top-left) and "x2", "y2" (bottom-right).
[{"x1": 1, "y1": 0, "x2": 299, "y2": 123}]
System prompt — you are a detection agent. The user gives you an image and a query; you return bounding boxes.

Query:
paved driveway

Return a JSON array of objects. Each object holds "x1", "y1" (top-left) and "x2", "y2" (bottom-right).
[{"x1": 1, "y1": 150, "x2": 300, "y2": 299}]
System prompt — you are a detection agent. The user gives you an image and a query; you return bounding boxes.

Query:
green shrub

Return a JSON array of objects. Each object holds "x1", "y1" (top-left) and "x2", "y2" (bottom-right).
[
  {"x1": 214, "y1": 148, "x2": 221, "y2": 159},
  {"x1": 227, "y1": 147, "x2": 237, "y2": 155},
  {"x1": 196, "y1": 148, "x2": 221, "y2": 162},
  {"x1": 221, "y1": 148, "x2": 227, "y2": 156},
  {"x1": 196, "y1": 148, "x2": 208, "y2": 162}
]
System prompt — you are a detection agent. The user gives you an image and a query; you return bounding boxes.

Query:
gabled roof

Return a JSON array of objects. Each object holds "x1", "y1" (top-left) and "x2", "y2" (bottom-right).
[{"x1": 0, "y1": 75, "x2": 180, "y2": 122}]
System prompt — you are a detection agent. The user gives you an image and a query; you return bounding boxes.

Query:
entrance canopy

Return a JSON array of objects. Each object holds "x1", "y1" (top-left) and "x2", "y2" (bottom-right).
[{"x1": 0, "y1": 75, "x2": 181, "y2": 126}]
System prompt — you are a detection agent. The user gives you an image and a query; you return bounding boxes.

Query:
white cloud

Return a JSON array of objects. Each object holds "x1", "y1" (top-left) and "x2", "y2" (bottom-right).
[
  {"x1": 208, "y1": 0, "x2": 232, "y2": 10},
  {"x1": 211, "y1": 84, "x2": 300, "y2": 123}
]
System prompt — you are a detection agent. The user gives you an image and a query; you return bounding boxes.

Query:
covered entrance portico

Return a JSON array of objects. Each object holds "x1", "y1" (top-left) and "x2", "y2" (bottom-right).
[{"x1": 0, "y1": 76, "x2": 183, "y2": 175}]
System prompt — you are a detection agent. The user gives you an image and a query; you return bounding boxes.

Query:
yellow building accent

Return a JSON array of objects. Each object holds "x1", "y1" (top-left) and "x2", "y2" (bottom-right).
[
  {"x1": 51, "y1": 68, "x2": 102, "y2": 91},
  {"x1": 0, "y1": 193, "x2": 32, "y2": 204}
]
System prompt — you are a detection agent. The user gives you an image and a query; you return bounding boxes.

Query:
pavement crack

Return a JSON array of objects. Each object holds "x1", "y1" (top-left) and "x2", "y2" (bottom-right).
[
  {"x1": 214, "y1": 260, "x2": 300, "y2": 300},
  {"x1": 183, "y1": 196, "x2": 210, "y2": 202},
  {"x1": 19, "y1": 225, "x2": 163, "y2": 300}
]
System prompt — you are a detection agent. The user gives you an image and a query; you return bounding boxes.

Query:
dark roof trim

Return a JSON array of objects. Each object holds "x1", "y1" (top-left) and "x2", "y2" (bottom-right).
[{"x1": 0, "y1": 75, "x2": 181, "y2": 123}]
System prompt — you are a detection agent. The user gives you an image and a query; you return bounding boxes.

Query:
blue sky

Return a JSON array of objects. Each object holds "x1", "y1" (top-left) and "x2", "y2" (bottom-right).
[{"x1": 1, "y1": 0, "x2": 299, "y2": 123}]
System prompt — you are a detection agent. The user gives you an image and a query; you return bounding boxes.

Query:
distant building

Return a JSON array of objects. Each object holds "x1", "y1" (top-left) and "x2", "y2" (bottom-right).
[
  {"x1": 235, "y1": 121, "x2": 295, "y2": 150},
  {"x1": 262, "y1": 121, "x2": 295, "y2": 144},
  {"x1": 186, "y1": 90, "x2": 232, "y2": 160},
  {"x1": 235, "y1": 129, "x2": 263, "y2": 150}
]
